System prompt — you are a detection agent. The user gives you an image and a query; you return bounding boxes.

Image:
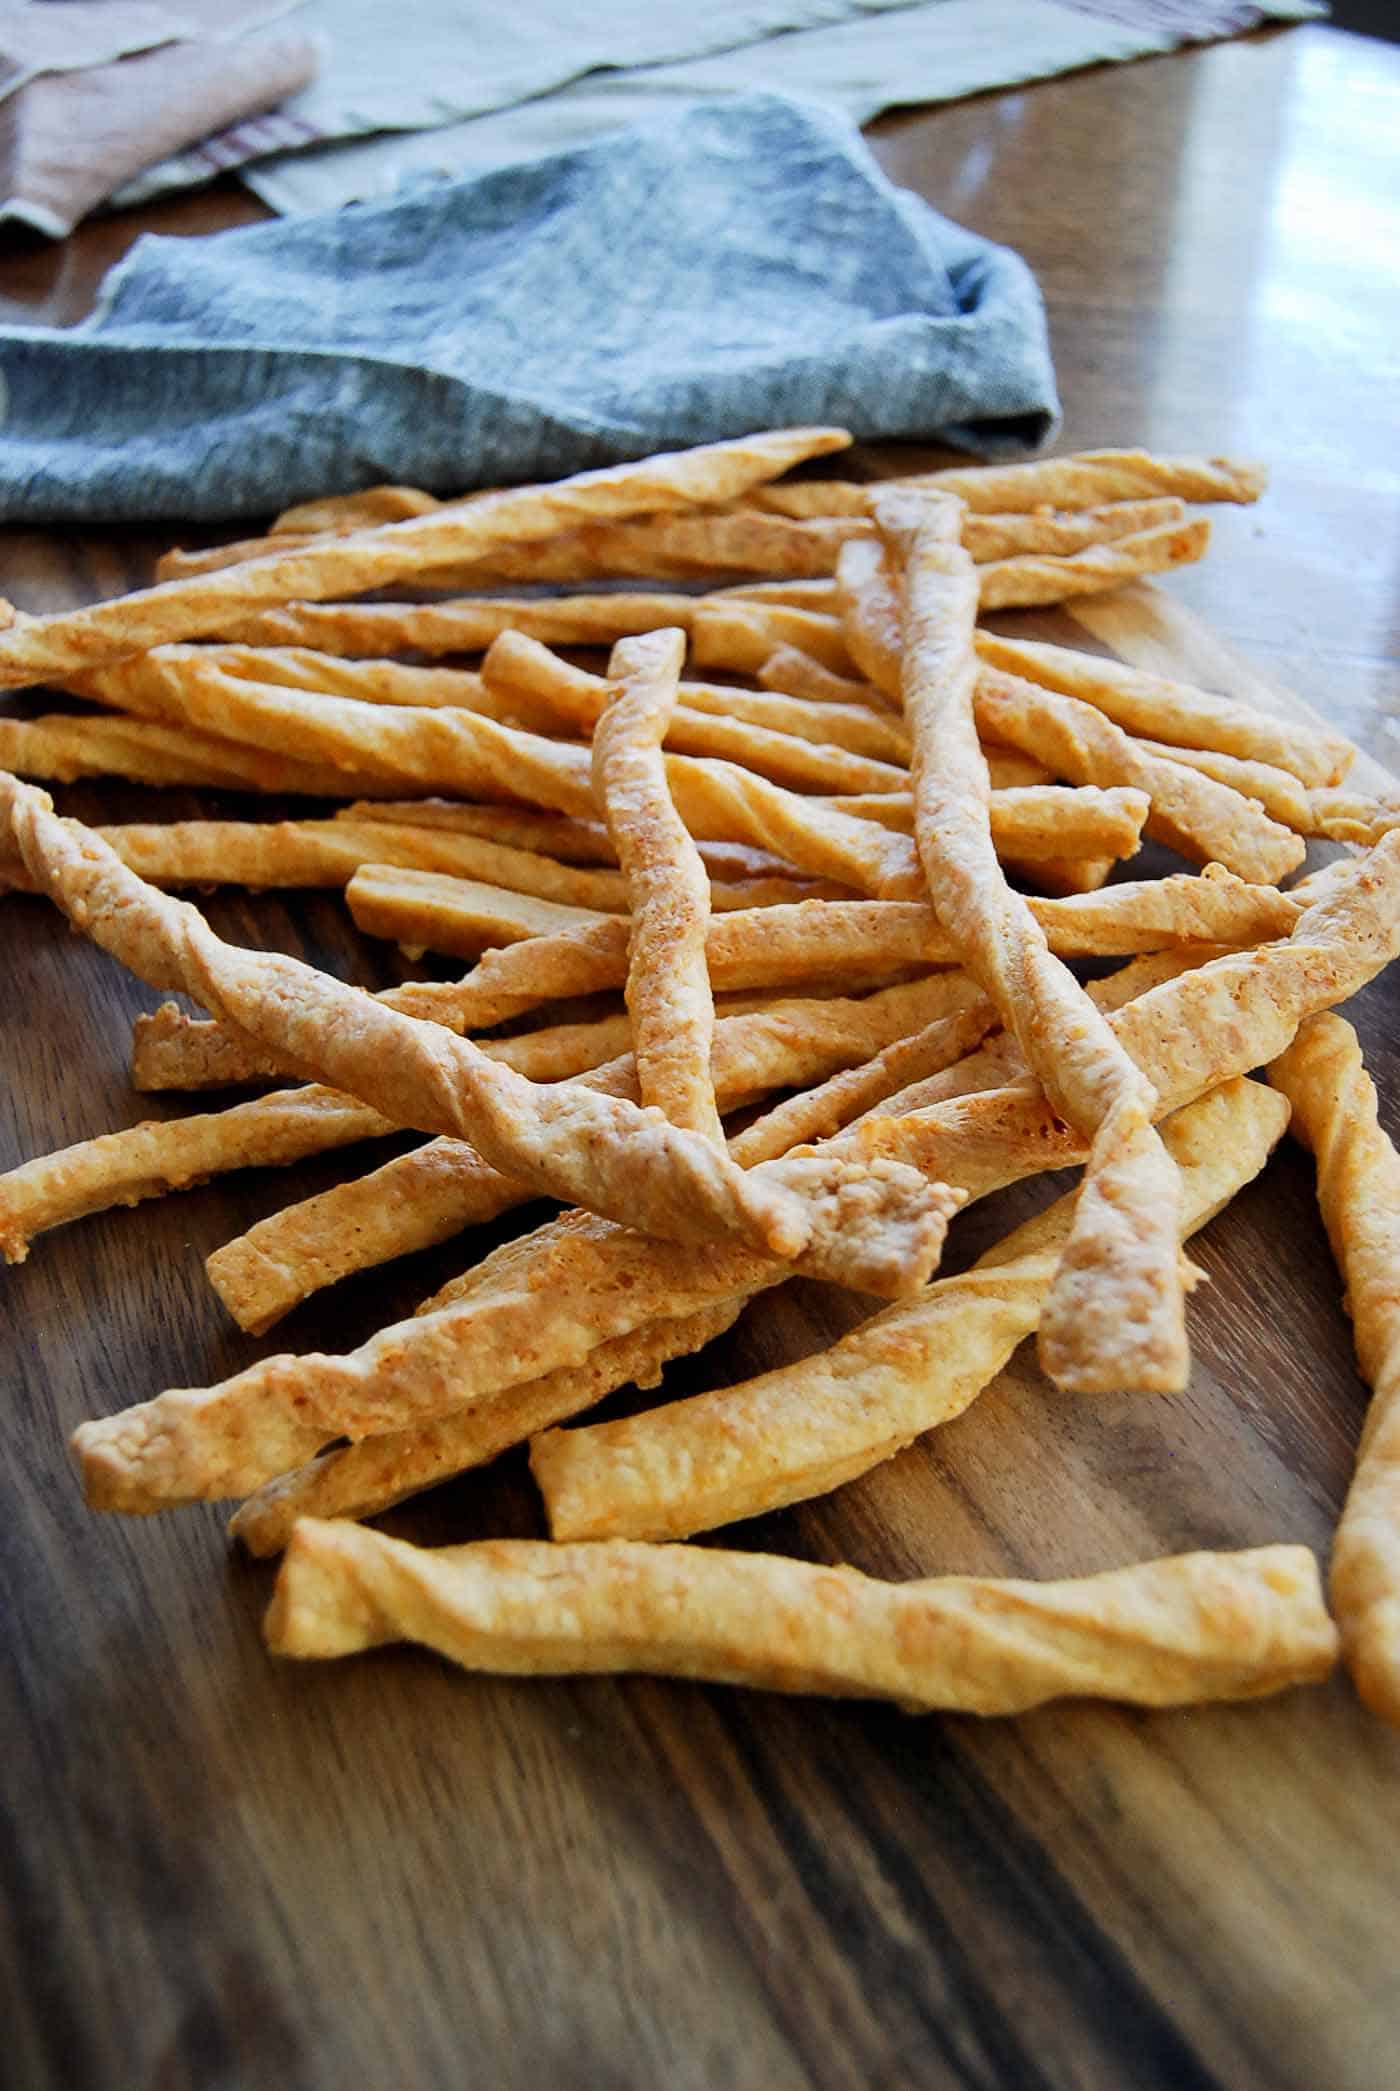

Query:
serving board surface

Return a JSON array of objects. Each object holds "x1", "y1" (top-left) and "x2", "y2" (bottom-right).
[{"x1": 3, "y1": 579, "x2": 1400, "y2": 2091}]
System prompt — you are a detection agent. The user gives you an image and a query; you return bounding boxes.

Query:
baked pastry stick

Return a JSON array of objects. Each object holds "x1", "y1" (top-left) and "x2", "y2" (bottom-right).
[
  {"x1": 594, "y1": 626, "x2": 719, "y2": 1140},
  {"x1": 230, "y1": 960, "x2": 1200, "y2": 1552},
  {"x1": 265, "y1": 1527, "x2": 1335, "y2": 1717},
  {"x1": 208, "y1": 978, "x2": 991, "y2": 1334},
  {"x1": 130, "y1": 870, "x2": 1298, "y2": 1093},
  {"x1": 0, "y1": 426, "x2": 850, "y2": 690},
  {"x1": 973, "y1": 631, "x2": 1353, "y2": 789},
  {"x1": 0, "y1": 1011, "x2": 632, "y2": 1264},
  {"x1": 231, "y1": 1304, "x2": 747, "y2": 1554},
  {"x1": 0, "y1": 778, "x2": 954, "y2": 1284},
  {"x1": 70, "y1": 841, "x2": 1400, "y2": 1518},
  {"x1": 876, "y1": 488, "x2": 1186, "y2": 1395},
  {"x1": 836, "y1": 540, "x2": 1307, "y2": 885},
  {"x1": 1267, "y1": 1014, "x2": 1400, "y2": 1726},
  {"x1": 533, "y1": 1079, "x2": 1286, "y2": 1541}
]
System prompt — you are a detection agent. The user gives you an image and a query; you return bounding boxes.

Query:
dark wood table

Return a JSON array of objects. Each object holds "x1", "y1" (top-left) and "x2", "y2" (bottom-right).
[{"x1": 3, "y1": 22, "x2": 1399, "y2": 2090}]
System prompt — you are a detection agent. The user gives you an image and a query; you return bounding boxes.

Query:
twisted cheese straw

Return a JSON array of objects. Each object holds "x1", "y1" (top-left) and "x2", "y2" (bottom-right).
[
  {"x1": 0, "y1": 776, "x2": 937, "y2": 1278},
  {"x1": 1267, "y1": 1014, "x2": 1400, "y2": 1726},
  {"x1": 231, "y1": 1304, "x2": 747, "y2": 1553},
  {"x1": 207, "y1": 977, "x2": 992, "y2": 1335},
  {"x1": 876, "y1": 488, "x2": 1186, "y2": 1396},
  {"x1": 128, "y1": 865, "x2": 1300, "y2": 1092},
  {"x1": 0, "y1": 427, "x2": 850, "y2": 690},
  {"x1": 70, "y1": 845, "x2": 1400, "y2": 1517},
  {"x1": 265, "y1": 1527, "x2": 1335, "y2": 1717},
  {"x1": 532, "y1": 1079, "x2": 1286, "y2": 1540},
  {"x1": 229, "y1": 959, "x2": 1198, "y2": 1551},
  {"x1": 591, "y1": 631, "x2": 721, "y2": 1140}
]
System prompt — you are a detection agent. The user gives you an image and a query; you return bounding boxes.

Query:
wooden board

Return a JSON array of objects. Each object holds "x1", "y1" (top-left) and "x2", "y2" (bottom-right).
[{"x1": 3, "y1": 583, "x2": 1400, "y2": 2091}]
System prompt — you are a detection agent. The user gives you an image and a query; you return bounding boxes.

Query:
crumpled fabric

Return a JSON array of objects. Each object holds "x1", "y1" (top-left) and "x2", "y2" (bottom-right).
[{"x1": 0, "y1": 93, "x2": 1060, "y2": 524}]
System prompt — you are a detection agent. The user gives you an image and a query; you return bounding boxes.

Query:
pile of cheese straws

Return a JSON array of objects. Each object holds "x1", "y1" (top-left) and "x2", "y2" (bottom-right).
[{"x1": 2, "y1": 427, "x2": 1398, "y2": 1724}]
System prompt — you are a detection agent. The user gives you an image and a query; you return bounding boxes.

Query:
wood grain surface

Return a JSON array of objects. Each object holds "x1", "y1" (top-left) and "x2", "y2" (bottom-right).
[{"x1": 3, "y1": 22, "x2": 1400, "y2": 2091}]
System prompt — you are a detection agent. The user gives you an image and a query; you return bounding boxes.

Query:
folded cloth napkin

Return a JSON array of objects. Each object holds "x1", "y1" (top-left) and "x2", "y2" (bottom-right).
[
  {"x1": 0, "y1": 93, "x2": 1060, "y2": 524},
  {"x1": 0, "y1": 3, "x2": 317, "y2": 235}
]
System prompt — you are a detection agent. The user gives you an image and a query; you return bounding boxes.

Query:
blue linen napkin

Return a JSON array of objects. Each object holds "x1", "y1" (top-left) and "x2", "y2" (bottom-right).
[{"x1": 0, "y1": 93, "x2": 1059, "y2": 524}]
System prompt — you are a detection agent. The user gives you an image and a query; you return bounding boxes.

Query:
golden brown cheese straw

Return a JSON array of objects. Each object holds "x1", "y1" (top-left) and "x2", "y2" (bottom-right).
[
  {"x1": 71, "y1": 845, "x2": 1395, "y2": 1517},
  {"x1": 78, "y1": 651, "x2": 604, "y2": 811},
  {"x1": 76, "y1": 647, "x2": 913, "y2": 896},
  {"x1": 0, "y1": 1013, "x2": 635, "y2": 1263},
  {"x1": 222, "y1": 595, "x2": 695, "y2": 657},
  {"x1": 757, "y1": 647, "x2": 878, "y2": 708},
  {"x1": 227, "y1": 597, "x2": 707, "y2": 656},
  {"x1": 1267, "y1": 1015, "x2": 1400, "y2": 1728},
  {"x1": 380, "y1": 509, "x2": 871, "y2": 586},
  {"x1": 973, "y1": 631, "x2": 1353, "y2": 789},
  {"x1": 687, "y1": 600, "x2": 853, "y2": 676},
  {"x1": 822, "y1": 784, "x2": 1151, "y2": 863},
  {"x1": 1132, "y1": 738, "x2": 1314, "y2": 831},
  {"x1": 591, "y1": 629, "x2": 722, "y2": 1140},
  {"x1": 960, "y1": 496, "x2": 1188, "y2": 561},
  {"x1": 974, "y1": 516, "x2": 1212, "y2": 609},
  {"x1": 1, "y1": 779, "x2": 853, "y2": 1268},
  {"x1": 172, "y1": 644, "x2": 499, "y2": 712},
  {"x1": 534, "y1": 1080, "x2": 1287, "y2": 1540},
  {"x1": 878, "y1": 488, "x2": 1187, "y2": 1395},
  {"x1": 276, "y1": 484, "x2": 440, "y2": 531},
  {"x1": 9, "y1": 818, "x2": 637, "y2": 906},
  {"x1": 0, "y1": 710, "x2": 381, "y2": 796},
  {"x1": 1306, "y1": 790, "x2": 1400, "y2": 846},
  {"x1": 177, "y1": 510, "x2": 870, "y2": 590},
  {"x1": 349, "y1": 870, "x2": 612, "y2": 953},
  {"x1": 231, "y1": 1303, "x2": 745, "y2": 1556},
  {"x1": 265, "y1": 1526, "x2": 1334, "y2": 1715},
  {"x1": 481, "y1": 629, "x2": 912, "y2": 767},
  {"x1": 0, "y1": 428, "x2": 851, "y2": 689},
  {"x1": 130, "y1": 869, "x2": 1301, "y2": 1092},
  {"x1": 749, "y1": 455, "x2": 1266, "y2": 518},
  {"x1": 974, "y1": 667, "x2": 1306, "y2": 885},
  {"x1": 206, "y1": 977, "x2": 992, "y2": 1334},
  {"x1": 337, "y1": 800, "x2": 799, "y2": 884},
  {"x1": 901, "y1": 448, "x2": 1267, "y2": 514}
]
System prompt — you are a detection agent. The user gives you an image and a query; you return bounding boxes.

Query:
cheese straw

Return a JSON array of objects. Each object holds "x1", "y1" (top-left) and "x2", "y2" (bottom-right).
[
  {"x1": 0, "y1": 709, "x2": 391, "y2": 796},
  {"x1": 2, "y1": 776, "x2": 959, "y2": 1283},
  {"x1": 264, "y1": 1526, "x2": 1335, "y2": 1717},
  {"x1": 533, "y1": 1079, "x2": 1286, "y2": 1540},
  {"x1": 231, "y1": 1304, "x2": 747, "y2": 1555},
  {"x1": 129, "y1": 871, "x2": 1300, "y2": 1092},
  {"x1": 161, "y1": 508, "x2": 869, "y2": 587},
  {"x1": 591, "y1": 630, "x2": 722, "y2": 1140},
  {"x1": 974, "y1": 516, "x2": 1211, "y2": 609},
  {"x1": 0, "y1": 427, "x2": 850, "y2": 690},
  {"x1": 479, "y1": 630, "x2": 911, "y2": 776},
  {"x1": 227, "y1": 963, "x2": 1197, "y2": 1543},
  {"x1": 206, "y1": 978, "x2": 993, "y2": 1334},
  {"x1": 0, "y1": 1011, "x2": 633, "y2": 1264},
  {"x1": 876, "y1": 489, "x2": 1187, "y2": 1396},
  {"x1": 973, "y1": 631, "x2": 1353, "y2": 789},
  {"x1": 68, "y1": 842, "x2": 1400, "y2": 1516},
  {"x1": 1267, "y1": 1015, "x2": 1400, "y2": 1726},
  {"x1": 973, "y1": 667, "x2": 1306, "y2": 884}
]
